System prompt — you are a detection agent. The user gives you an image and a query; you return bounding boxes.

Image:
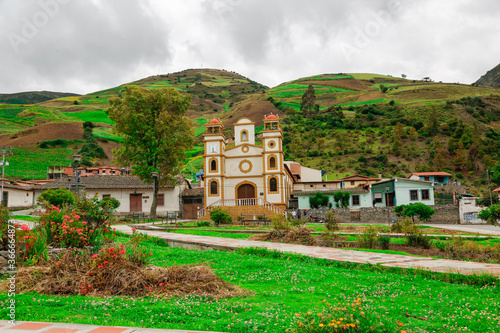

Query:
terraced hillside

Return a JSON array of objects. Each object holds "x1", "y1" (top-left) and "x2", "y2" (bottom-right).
[
  {"x1": 265, "y1": 73, "x2": 500, "y2": 192},
  {"x1": 0, "y1": 70, "x2": 499, "y2": 193}
]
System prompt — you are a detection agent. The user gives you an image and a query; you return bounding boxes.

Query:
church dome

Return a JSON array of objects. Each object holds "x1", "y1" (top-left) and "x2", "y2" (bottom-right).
[
  {"x1": 209, "y1": 118, "x2": 220, "y2": 124},
  {"x1": 266, "y1": 114, "x2": 278, "y2": 120}
]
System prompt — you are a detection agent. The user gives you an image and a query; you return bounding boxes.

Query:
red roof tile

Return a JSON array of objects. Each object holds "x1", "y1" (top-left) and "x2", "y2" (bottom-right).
[{"x1": 411, "y1": 172, "x2": 452, "y2": 177}]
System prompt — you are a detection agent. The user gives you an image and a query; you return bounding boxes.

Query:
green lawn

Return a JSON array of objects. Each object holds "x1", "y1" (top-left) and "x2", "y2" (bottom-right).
[{"x1": 4, "y1": 236, "x2": 500, "y2": 332}]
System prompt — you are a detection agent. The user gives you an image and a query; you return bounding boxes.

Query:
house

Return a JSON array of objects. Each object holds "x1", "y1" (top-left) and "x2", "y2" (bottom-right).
[
  {"x1": 198, "y1": 115, "x2": 294, "y2": 219},
  {"x1": 337, "y1": 174, "x2": 381, "y2": 189},
  {"x1": 47, "y1": 166, "x2": 127, "y2": 179},
  {"x1": 293, "y1": 180, "x2": 342, "y2": 193},
  {"x1": 295, "y1": 188, "x2": 371, "y2": 210},
  {"x1": 408, "y1": 172, "x2": 452, "y2": 186},
  {"x1": 284, "y1": 161, "x2": 323, "y2": 182},
  {"x1": 369, "y1": 178, "x2": 435, "y2": 207},
  {"x1": 1, "y1": 180, "x2": 36, "y2": 209},
  {"x1": 35, "y1": 175, "x2": 190, "y2": 216},
  {"x1": 181, "y1": 187, "x2": 203, "y2": 219}
]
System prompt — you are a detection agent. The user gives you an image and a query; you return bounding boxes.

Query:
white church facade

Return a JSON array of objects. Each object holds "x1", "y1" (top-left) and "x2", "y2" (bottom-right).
[{"x1": 198, "y1": 115, "x2": 294, "y2": 219}]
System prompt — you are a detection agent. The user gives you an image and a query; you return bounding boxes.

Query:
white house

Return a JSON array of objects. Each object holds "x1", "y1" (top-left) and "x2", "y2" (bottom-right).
[
  {"x1": 295, "y1": 188, "x2": 371, "y2": 210},
  {"x1": 34, "y1": 175, "x2": 190, "y2": 216},
  {"x1": 1, "y1": 180, "x2": 36, "y2": 209}
]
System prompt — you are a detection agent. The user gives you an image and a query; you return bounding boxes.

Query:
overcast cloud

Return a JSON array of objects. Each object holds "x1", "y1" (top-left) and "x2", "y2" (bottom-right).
[{"x1": 0, "y1": 0, "x2": 499, "y2": 94}]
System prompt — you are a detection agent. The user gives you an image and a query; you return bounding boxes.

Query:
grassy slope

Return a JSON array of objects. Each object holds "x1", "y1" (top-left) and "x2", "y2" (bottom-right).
[
  {"x1": 0, "y1": 70, "x2": 500, "y2": 187},
  {"x1": 4, "y1": 237, "x2": 499, "y2": 332},
  {"x1": 268, "y1": 73, "x2": 500, "y2": 190}
]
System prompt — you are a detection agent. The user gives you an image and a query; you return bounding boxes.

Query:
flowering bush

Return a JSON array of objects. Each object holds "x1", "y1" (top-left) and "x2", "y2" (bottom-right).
[
  {"x1": 288, "y1": 299, "x2": 407, "y2": 333},
  {"x1": 39, "y1": 205, "x2": 114, "y2": 249}
]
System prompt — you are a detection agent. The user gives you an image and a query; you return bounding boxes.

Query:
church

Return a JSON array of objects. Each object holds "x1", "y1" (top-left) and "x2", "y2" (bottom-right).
[{"x1": 198, "y1": 115, "x2": 294, "y2": 219}]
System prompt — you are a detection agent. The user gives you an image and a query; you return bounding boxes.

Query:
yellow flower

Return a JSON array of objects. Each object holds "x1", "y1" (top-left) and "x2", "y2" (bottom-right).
[
  {"x1": 337, "y1": 321, "x2": 341, "y2": 325},
  {"x1": 319, "y1": 323, "x2": 324, "y2": 328},
  {"x1": 296, "y1": 313, "x2": 300, "y2": 317},
  {"x1": 339, "y1": 318, "x2": 343, "y2": 321},
  {"x1": 298, "y1": 323, "x2": 303, "y2": 327},
  {"x1": 357, "y1": 298, "x2": 361, "y2": 301},
  {"x1": 351, "y1": 324, "x2": 356, "y2": 328}
]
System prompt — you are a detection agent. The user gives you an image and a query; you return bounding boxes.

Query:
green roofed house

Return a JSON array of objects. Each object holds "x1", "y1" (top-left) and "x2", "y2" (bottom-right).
[{"x1": 369, "y1": 178, "x2": 435, "y2": 207}]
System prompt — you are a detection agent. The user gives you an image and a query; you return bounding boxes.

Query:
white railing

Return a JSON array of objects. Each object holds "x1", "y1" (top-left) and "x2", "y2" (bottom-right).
[{"x1": 197, "y1": 197, "x2": 286, "y2": 219}]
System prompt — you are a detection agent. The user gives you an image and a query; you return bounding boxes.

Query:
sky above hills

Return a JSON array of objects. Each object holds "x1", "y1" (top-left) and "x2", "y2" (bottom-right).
[{"x1": 0, "y1": 0, "x2": 499, "y2": 94}]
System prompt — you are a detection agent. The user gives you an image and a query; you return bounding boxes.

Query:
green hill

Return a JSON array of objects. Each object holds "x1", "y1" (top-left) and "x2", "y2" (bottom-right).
[
  {"x1": 476, "y1": 63, "x2": 500, "y2": 88},
  {"x1": 0, "y1": 91, "x2": 80, "y2": 105},
  {"x1": 0, "y1": 70, "x2": 499, "y2": 194}
]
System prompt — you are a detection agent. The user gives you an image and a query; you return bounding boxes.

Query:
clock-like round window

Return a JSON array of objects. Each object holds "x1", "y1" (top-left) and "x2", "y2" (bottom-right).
[
  {"x1": 241, "y1": 145, "x2": 249, "y2": 153},
  {"x1": 239, "y1": 160, "x2": 252, "y2": 174},
  {"x1": 268, "y1": 140, "x2": 276, "y2": 149}
]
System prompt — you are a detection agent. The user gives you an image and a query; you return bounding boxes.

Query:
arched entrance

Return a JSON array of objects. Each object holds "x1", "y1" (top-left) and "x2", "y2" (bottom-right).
[{"x1": 236, "y1": 183, "x2": 256, "y2": 205}]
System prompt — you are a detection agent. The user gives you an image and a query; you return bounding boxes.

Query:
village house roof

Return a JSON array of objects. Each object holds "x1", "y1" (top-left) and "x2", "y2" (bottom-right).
[
  {"x1": 36, "y1": 175, "x2": 180, "y2": 191},
  {"x1": 410, "y1": 172, "x2": 453, "y2": 177},
  {"x1": 336, "y1": 174, "x2": 381, "y2": 181},
  {"x1": 182, "y1": 187, "x2": 203, "y2": 197},
  {"x1": 367, "y1": 177, "x2": 435, "y2": 187},
  {"x1": 293, "y1": 188, "x2": 370, "y2": 196},
  {"x1": 494, "y1": 187, "x2": 500, "y2": 193}
]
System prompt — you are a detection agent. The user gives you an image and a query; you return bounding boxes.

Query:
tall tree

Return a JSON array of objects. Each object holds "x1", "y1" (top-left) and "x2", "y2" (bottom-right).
[
  {"x1": 107, "y1": 86, "x2": 194, "y2": 219},
  {"x1": 300, "y1": 85, "x2": 316, "y2": 116}
]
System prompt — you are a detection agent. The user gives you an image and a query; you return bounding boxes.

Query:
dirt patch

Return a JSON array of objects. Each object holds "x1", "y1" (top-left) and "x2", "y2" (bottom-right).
[
  {"x1": 1, "y1": 251, "x2": 247, "y2": 299},
  {"x1": 224, "y1": 97, "x2": 283, "y2": 129},
  {"x1": 0, "y1": 122, "x2": 84, "y2": 147},
  {"x1": 356, "y1": 92, "x2": 385, "y2": 102}
]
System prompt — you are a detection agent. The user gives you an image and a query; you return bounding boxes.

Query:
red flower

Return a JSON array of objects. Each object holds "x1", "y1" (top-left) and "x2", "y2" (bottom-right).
[{"x1": 20, "y1": 224, "x2": 30, "y2": 231}]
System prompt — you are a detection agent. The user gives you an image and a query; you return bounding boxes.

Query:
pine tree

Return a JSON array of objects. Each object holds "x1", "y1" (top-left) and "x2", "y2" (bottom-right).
[{"x1": 300, "y1": 85, "x2": 316, "y2": 117}]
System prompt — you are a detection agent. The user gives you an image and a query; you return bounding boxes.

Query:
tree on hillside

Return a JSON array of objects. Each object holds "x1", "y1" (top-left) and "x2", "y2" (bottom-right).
[
  {"x1": 107, "y1": 86, "x2": 194, "y2": 219},
  {"x1": 426, "y1": 109, "x2": 440, "y2": 136},
  {"x1": 301, "y1": 85, "x2": 316, "y2": 117}
]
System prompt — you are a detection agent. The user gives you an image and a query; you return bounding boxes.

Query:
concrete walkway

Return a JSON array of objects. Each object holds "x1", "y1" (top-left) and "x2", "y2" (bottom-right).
[
  {"x1": 422, "y1": 223, "x2": 500, "y2": 236},
  {"x1": 114, "y1": 224, "x2": 500, "y2": 277},
  {"x1": 0, "y1": 321, "x2": 225, "y2": 333}
]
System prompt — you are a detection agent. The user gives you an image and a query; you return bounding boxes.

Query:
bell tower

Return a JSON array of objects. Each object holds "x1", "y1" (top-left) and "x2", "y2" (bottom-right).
[
  {"x1": 203, "y1": 118, "x2": 225, "y2": 207},
  {"x1": 262, "y1": 114, "x2": 284, "y2": 206}
]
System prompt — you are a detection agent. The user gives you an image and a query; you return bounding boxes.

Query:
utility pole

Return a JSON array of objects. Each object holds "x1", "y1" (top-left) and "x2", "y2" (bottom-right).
[{"x1": 0, "y1": 147, "x2": 13, "y2": 206}]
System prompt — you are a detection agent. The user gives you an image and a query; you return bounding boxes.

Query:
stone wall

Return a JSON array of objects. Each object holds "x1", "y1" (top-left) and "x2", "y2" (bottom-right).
[{"x1": 294, "y1": 204, "x2": 459, "y2": 224}]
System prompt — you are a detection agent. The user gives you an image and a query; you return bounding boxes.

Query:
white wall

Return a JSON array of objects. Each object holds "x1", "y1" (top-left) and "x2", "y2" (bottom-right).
[
  {"x1": 459, "y1": 197, "x2": 487, "y2": 224},
  {"x1": 4, "y1": 188, "x2": 34, "y2": 208}
]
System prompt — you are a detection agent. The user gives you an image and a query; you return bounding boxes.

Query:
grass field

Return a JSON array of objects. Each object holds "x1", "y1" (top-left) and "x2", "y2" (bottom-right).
[
  {"x1": 7, "y1": 147, "x2": 76, "y2": 179},
  {"x1": 62, "y1": 110, "x2": 114, "y2": 125},
  {"x1": 3, "y1": 235, "x2": 499, "y2": 332}
]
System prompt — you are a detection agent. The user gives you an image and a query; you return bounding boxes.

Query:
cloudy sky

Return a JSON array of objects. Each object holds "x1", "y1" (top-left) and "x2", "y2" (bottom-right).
[{"x1": 0, "y1": 0, "x2": 499, "y2": 94}]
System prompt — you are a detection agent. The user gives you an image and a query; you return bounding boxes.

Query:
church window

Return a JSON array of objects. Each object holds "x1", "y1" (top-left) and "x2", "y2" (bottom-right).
[
  {"x1": 241, "y1": 130, "x2": 248, "y2": 142},
  {"x1": 269, "y1": 177, "x2": 278, "y2": 192},
  {"x1": 210, "y1": 181, "x2": 218, "y2": 195},
  {"x1": 210, "y1": 159, "x2": 217, "y2": 172},
  {"x1": 269, "y1": 156, "x2": 276, "y2": 169}
]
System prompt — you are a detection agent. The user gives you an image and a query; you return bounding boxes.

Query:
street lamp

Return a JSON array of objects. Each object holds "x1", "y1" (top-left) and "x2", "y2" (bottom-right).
[
  {"x1": 73, "y1": 155, "x2": 81, "y2": 196},
  {"x1": 151, "y1": 171, "x2": 159, "y2": 221},
  {"x1": 385, "y1": 186, "x2": 390, "y2": 225}
]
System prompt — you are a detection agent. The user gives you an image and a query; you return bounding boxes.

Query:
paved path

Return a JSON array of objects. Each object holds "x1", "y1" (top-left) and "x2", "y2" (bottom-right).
[
  {"x1": 114, "y1": 224, "x2": 500, "y2": 277},
  {"x1": 422, "y1": 223, "x2": 500, "y2": 236},
  {"x1": 0, "y1": 321, "x2": 224, "y2": 333}
]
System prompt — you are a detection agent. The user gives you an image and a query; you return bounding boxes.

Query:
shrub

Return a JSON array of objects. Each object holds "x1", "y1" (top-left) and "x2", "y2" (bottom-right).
[
  {"x1": 38, "y1": 188, "x2": 75, "y2": 208},
  {"x1": 209, "y1": 207, "x2": 232, "y2": 226},
  {"x1": 270, "y1": 214, "x2": 291, "y2": 231},
  {"x1": 309, "y1": 191, "x2": 329, "y2": 208},
  {"x1": 395, "y1": 203, "x2": 435, "y2": 223},
  {"x1": 358, "y1": 226, "x2": 379, "y2": 249},
  {"x1": 196, "y1": 221, "x2": 211, "y2": 227},
  {"x1": 403, "y1": 221, "x2": 431, "y2": 249},
  {"x1": 377, "y1": 235, "x2": 391, "y2": 250},
  {"x1": 433, "y1": 239, "x2": 448, "y2": 251},
  {"x1": 126, "y1": 229, "x2": 153, "y2": 266},
  {"x1": 324, "y1": 211, "x2": 340, "y2": 231},
  {"x1": 390, "y1": 219, "x2": 413, "y2": 233},
  {"x1": 0, "y1": 204, "x2": 11, "y2": 249},
  {"x1": 333, "y1": 191, "x2": 350, "y2": 208},
  {"x1": 478, "y1": 204, "x2": 500, "y2": 225}
]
